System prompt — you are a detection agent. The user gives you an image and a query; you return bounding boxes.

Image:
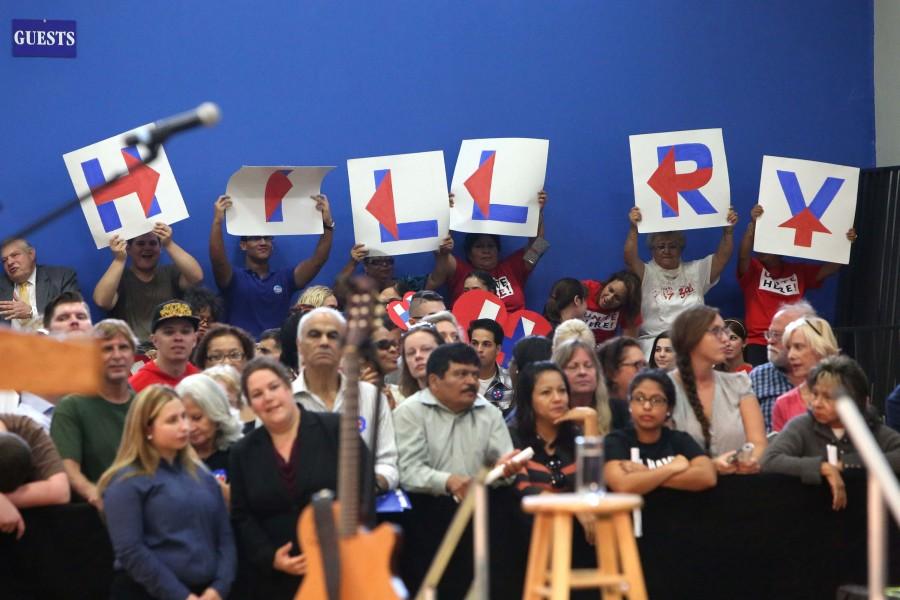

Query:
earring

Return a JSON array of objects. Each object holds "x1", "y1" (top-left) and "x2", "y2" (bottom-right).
[
  {"x1": 147, "y1": 435, "x2": 152, "y2": 440},
  {"x1": 666, "y1": 413, "x2": 672, "y2": 418}
]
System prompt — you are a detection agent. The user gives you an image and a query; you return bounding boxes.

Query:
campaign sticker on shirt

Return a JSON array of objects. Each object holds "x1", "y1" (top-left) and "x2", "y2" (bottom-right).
[
  {"x1": 758, "y1": 270, "x2": 800, "y2": 296},
  {"x1": 494, "y1": 275, "x2": 514, "y2": 298},
  {"x1": 273, "y1": 285, "x2": 283, "y2": 294},
  {"x1": 584, "y1": 309, "x2": 619, "y2": 332},
  {"x1": 358, "y1": 415, "x2": 367, "y2": 433}
]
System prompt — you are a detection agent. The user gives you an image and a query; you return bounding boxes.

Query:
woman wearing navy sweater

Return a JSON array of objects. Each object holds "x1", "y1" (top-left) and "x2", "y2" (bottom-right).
[{"x1": 99, "y1": 385, "x2": 236, "y2": 600}]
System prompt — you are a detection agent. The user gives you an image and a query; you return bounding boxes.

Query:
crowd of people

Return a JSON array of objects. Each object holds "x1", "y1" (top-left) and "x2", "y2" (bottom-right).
[{"x1": 1, "y1": 194, "x2": 899, "y2": 600}]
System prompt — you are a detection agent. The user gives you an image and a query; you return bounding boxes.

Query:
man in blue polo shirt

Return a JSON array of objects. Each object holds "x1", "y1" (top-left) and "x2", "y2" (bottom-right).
[{"x1": 209, "y1": 194, "x2": 334, "y2": 337}]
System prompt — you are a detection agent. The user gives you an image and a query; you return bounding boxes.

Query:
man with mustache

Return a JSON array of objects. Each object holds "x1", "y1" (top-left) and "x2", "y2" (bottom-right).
[
  {"x1": 0, "y1": 237, "x2": 79, "y2": 332},
  {"x1": 291, "y1": 307, "x2": 398, "y2": 491},
  {"x1": 749, "y1": 300, "x2": 817, "y2": 433},
  {"x1": 93, "y1": 223, "x2": 204, "y2": 343},
  {"x1": 128, "y1": 300, "x2": 200, "y2": 392},
  {"x1": 394, "y1": 343, "x2": 513, "y2": 500}
]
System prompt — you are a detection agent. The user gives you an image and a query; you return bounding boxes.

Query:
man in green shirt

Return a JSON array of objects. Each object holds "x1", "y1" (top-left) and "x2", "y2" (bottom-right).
[{"x1": 50, "y1": 319, "x2": 137, "y2": 510}]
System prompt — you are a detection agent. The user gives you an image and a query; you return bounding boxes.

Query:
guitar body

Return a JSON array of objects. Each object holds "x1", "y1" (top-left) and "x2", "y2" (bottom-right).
[{"x1": 295, "y1": 501, "x2": 402, "y2": 600}]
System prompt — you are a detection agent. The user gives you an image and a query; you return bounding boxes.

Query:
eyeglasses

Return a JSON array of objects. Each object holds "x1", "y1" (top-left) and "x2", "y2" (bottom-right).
[
  {"x1": 707, "y1": 326, "x2": 729, "y2": 339},
  {"x1": 207, "y1": 351, "x2": 245, "y2": 363},
  {"x1": 764, "y1": 329, "x2": 784, "y2": 342},
  {"x1": 620, "y1": 359, "x2": 648, "y2": 370},
  {"x1": 365, "y1": 258, "x2": 394, "y2": 267},
  {"x1": 652, "y1": 243, "x2": 680, "y2": 252},
  {"x1": 375, "y1": 339, "x2": 399, "y2": 351},
  {"x1": 546, "y1": 457, "x2": 567, "y2": 490},
  {"x1": 630, "y1": 393, "x2": 668, "y2": 408}
]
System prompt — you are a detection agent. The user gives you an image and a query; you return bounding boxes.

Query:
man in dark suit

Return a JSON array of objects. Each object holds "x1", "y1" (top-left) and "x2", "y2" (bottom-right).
[{"x1": 0, "y1": 238, "x2": 79, "y2": 331}]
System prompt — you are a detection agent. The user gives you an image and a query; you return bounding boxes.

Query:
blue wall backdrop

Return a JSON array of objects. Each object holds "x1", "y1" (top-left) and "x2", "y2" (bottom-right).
[{"x1": 1, "y1": 1, "x2": 874, "y2": 326}]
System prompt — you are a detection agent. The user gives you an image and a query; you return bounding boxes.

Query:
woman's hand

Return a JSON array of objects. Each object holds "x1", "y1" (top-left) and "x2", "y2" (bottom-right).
[
  {"x1": 350, "y1": 243, "x2": 368, "y2": 263},
  {"x1": 273, "y1": 542, "x2": 307, "y2": 576},
  {"x1": 359, "y1": 365, "x2": 379, "y2": 386},
  {"x1": 553, "y1": 406, "x2": 598, "y2": 435},
  {"x1": 735, "y1": 456, "x2": 760, "y2": 475},
  {"x1": 628, "y1": 206, "x2": 642, "y2": 227},
  {"x1": 821, "y1": 463, "x2": 847, "y2": 511},
  {"x1": 437, "y1": 235, "x2": 454, "y2": 255},
  {"x1": 713, "y1": 451, "x2": 739, "y2": 475}
]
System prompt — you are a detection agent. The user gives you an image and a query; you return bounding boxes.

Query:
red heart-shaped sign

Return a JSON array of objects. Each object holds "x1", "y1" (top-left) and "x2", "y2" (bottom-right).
[{"x1": 386, "y1": 291, "x2": 416, "y2": 331}]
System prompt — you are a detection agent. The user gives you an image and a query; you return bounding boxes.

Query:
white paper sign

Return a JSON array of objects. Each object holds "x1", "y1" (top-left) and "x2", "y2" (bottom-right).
[
  {"x1": 63, "y1": 127, "x2": 188, "y2": 249},
  {"x1": 754, "y1": 156, "x2": 858, "y2": 264},
  {"x1": 629, "y1": 128, "x2": 730, "y2": 233},
  {"x1": 347, "y1": 150, "x2": 449, "y2": 256},
  {"x1": 449, "y1": 138, "x2": 548, "y2": 236},
  {"x1": 223, "y1": 166, "x2": 334, "y2": 236}
]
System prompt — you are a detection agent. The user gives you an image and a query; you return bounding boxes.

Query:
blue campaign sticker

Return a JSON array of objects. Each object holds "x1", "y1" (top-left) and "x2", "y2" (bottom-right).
[{"x1": 12, "y1": 19, "x2": 77, "y2": 58}]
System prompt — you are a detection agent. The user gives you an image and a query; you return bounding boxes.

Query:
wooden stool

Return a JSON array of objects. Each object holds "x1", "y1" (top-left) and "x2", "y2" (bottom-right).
[{"x1": 521, "y1": 492, "x2": 647, "y2": 600}]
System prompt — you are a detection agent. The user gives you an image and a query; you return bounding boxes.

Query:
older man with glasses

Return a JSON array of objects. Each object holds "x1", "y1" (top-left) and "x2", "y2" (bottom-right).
[
  {"x1": 624, "y1": 205, "x2": 738, "y2": 356},
  {"x1": 749, "y1": 300, "x2": 817, "y2": 432}
]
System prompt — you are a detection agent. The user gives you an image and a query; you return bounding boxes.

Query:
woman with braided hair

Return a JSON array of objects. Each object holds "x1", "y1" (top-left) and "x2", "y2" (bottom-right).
[{"x1": 668, "y1": 305, "x2": 767, "y2": 474}]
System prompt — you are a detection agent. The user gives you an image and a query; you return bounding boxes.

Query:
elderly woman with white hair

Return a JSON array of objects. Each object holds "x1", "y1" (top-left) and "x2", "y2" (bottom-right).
[
  {"x1": 771, "y1": 316, "x2": 840, "y2": 432},
  {"x1": 175, "y1": 374, "x2": 243, "y2": 475}
]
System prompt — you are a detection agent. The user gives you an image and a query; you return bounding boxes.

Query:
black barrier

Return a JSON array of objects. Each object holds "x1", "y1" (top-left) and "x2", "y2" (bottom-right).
[{"x1": 2, "y1": 473, "x2": 898, "y2": 600}]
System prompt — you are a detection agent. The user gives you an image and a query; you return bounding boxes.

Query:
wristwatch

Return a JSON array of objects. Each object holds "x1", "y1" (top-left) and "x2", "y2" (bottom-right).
[{"x1": 324, "y1": 220, "x2": 336, "y2": 231}]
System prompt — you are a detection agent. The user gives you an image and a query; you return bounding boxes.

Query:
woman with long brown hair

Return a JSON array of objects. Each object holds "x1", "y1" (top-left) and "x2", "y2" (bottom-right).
[
  {"x1": 668, "y1": 305, "x2": 767, "y2": 474},
  {"x1": 99, "y1": 385, "x2": 235, "y2": 600},
  {"x1": 552, "y1": 339, "x2": 628, "y2": 434},
  {"x1": 396, "y1": 323, "x2": 446, "y2": 404}
]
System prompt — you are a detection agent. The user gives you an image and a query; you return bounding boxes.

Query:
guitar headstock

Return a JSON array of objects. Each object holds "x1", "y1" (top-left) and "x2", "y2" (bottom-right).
[{"x1": 344, "y1": 276, "x2": 381, "y2": 350}]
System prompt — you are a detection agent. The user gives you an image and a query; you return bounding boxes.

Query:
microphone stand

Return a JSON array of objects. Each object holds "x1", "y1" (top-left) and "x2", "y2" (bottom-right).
[{"x1": 6, "y1": 143, "x2": 159, "y2": 241}]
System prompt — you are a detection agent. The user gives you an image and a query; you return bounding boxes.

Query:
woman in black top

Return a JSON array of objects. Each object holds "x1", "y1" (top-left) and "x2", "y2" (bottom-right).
[
  {"x1": 229, "y1": 358, "x2": 342, "y2": 599},
  {"x1": 604, "y1": 369, "x2": 716, "y2": 494},
  {"x1": 509, "y1": 361, "x2": 597, "y2": 495}
]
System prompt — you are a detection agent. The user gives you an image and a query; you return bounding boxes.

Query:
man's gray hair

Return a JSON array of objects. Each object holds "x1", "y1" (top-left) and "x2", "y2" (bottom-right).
[{"x1": 297, "y1": 306, "x2": 347, "y2": 340}]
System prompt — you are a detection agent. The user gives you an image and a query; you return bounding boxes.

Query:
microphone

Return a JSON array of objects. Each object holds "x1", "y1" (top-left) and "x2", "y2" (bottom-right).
[{"x1": 124, "y1": 102, "x2": 221, "y2": 147}]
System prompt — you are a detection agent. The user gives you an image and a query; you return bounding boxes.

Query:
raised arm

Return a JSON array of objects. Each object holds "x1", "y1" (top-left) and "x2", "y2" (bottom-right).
[
  {"x1": 292, "y1": 194, "x2": 334, "y2": 288},
  {"x1": 709, "y1": 207, "x2": 738, "y2": 284},
  {"x1": 337, "y1": 244, "x2": 366, "y2": 283},
  {"x1": 522, "y1": 190, "x2": 548, "y2": 273},
  {"x1": 209, "y1": 195, "x2": 233, "y2": 289},
  {"x1": 624, "y1": 207, "x2": 645, "y2": 279},
  {"x1": 738, "y1": 204, "x2": 763, "y2": 277},
  {"x1": 427, "y1": 235, "x2": 457, "y2": 290},
  {"x1": 153, "y1": 222, "x2": 203, "y2": 291},
  {"x1": 92, "y1": 234, "x2": 127, "y2": 310}
]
